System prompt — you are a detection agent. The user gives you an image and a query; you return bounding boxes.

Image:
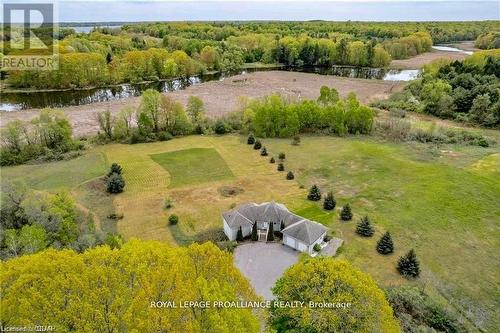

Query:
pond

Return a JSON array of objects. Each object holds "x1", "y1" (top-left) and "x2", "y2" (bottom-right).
[
  {"x1": 0, "y1": 66, "x2": 421, "y2": 111},
  {"x1": 432, "y1": 45, "x2": 473, "y2": 55}
]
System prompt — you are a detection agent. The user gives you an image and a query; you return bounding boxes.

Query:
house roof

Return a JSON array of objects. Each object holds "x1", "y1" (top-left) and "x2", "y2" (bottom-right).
[
  {"x1": 223, "y1": 202, "x2": 327, "y2": 245},
  {"x1": 281, "y1": 219, "x2": 327, "y2": 245}
]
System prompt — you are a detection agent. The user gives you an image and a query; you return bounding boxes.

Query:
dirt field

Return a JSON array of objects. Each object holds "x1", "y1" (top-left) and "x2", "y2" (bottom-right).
[
  {"x1": 0, "y1": 71, "x2": 405, "y2": 137},
  {"x1": 389, "y1": 49, "x2": 467, "y2": 69}
]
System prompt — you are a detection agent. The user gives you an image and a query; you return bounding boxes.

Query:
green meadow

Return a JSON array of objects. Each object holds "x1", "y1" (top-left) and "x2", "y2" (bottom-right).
[{"x1": 2, "y1": 132, "x2": 499, "y2": 331}]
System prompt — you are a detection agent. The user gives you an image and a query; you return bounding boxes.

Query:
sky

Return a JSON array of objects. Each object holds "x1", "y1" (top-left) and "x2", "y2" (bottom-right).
[{"x1": 2, "y1": 1, "x2": 499, "y2": 23}]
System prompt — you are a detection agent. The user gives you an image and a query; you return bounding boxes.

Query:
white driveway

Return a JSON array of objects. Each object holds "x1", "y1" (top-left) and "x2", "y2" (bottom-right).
[{"x1": 234, "y1": 242, "x2": 299, "y2": 300}]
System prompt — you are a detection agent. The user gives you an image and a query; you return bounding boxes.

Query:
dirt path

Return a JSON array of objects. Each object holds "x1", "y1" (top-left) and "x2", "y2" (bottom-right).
[{"x1": 1, "y1": 71, "x2": 406, "y2": 137}]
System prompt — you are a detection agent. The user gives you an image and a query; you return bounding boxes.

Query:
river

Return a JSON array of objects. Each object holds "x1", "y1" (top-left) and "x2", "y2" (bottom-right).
[{"x1": 0, "y1": 66, "x2": 420, "y2": 111}]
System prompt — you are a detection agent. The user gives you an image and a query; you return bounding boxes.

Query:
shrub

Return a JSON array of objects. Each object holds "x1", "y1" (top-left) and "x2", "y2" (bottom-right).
[
  {"x1": 356, "y1": 216, "x2": 375, "y2": 237},
  {"x1": 277, "y1": 163, "x2": 285, "y2": 171},
  {"x1": 269, "y1": 157, "x2": 275, "y2": 163},
  {"x1": 291, "y1": 135, "x2": 301, "y2": 146},
  {"x1": 253, "y1": 140, "x2": 262, "y2": 150},
  {"x1": 324, "y1": 234, "x2": 332, "y2": 242},
  {"x1": 278, "y1": 152, "x2": 286, "y2": 160},
  {"x1": 323, "y1": 191, "x2": 336, "y2": 210},
  {"x1": 157, "y1": 131, "x2": 173, "y2": 141},
  {"x1": 267, "y1": 222, "x2": 274, "y2": 241},
  {"x1": 340, "y1": 204, "x2": 353, "y2": 221},
  {"x1": 260, "y1": 147, "x2": 268, "y2": 156},
  {"x1": 307, "y1": 185, "x2": 322, "y2": 201},
  {"x1": 247, "y1": 133, "x2": 255, "y2": 145},
  {"x1": 377, "y1": 232, "x2": 394, "y2": 254},
  {"x1": 107, "y1": 163, "x2": 123, "y2": 177},
  {"x1": 164, "y1": 197, "x2": 173, "y2": 209},
  {"x1": 106, "y1": 173, "x2": 125, "y2": 194},
  {"x1": 386, "y1": 286, "x2": 466, "y2": 333},
  {"x1": 313, "y1": 243, "x2": 321, "y2": 252},
  {"x1": 236, "y1": 226, "x2": 244, "y2": 242},
  {"x1": 286, "y1": 171, "x2": 295, "y2": 180},
  {"x1": 214, "y1": 120, "x2": 227, "y2": 134},
  {"x1": 251, "y1": 223, "x2": 258, "y2": 241},
  {"x1": 168, "y1": 214, "x2": 179, "y2": 225},
  {"x1": 397, "y1": 249, "x2": 420, "y2": 278}
]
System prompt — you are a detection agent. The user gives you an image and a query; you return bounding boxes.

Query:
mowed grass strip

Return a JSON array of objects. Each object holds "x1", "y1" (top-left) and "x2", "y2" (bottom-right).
[{"x1": 150, "y1": 148, "x2": 234, "y2": 188}]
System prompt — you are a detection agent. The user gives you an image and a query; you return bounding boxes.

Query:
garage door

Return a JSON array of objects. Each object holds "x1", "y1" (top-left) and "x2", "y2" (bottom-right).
[
  {"x1": 298, "y1": 242, "x2": 308, "y2": 252},
  {"x1": 285, "y1": 236, "x2": 296, "y2": 249}
]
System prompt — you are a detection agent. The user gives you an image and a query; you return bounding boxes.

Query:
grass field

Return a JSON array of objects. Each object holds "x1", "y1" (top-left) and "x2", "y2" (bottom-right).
[
  {"x1": 2, "y1": 129, "x2": 499, "y2": 331},
  {"x1": 150, "y1": 148, "x2": 234, "y2": 188}
]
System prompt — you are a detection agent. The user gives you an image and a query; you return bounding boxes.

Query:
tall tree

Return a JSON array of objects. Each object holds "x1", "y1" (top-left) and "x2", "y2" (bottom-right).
[{"x1": 270, "y1": 258, "x2": 401, "y2": 332}]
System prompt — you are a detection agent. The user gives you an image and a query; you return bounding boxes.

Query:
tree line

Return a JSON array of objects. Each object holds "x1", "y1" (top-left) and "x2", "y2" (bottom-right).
[
  {"x1": 4, "y1": 20, "x2": 495, "y2": 89},
  {"x1": 244, "y1": 87, "x2": 374, "y2": 137}
]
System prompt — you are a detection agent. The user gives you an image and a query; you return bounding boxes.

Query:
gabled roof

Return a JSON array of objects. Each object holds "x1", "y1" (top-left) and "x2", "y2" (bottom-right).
[
  {"x1": 281, "y1": 219, "x2": 327, "y2": 245},
  {"x1": 223, "y1": 202, "x2": 327, "y2": 245}
]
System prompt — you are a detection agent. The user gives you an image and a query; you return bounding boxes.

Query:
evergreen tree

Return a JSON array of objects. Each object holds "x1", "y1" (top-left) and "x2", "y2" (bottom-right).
[
  {"x1": 286, "y1": 171, "x2": 295, "y2": 180},
  {"x1": 307, "y1": 185, "x2": 321, "y2": 201},
  {"x1": 236, "y1": 226, "x2": 244, "y2": 242},
  {"x1": 377, "y1": 232, "x2": 394, "y2": 255},
  {"x1": 323, "y1": 191, "x2": 336, "y2": 210},
  {"x1": 251, "y1": 223, "x2": 258, "y2": 241},
  {"x1": 356, "y1": 216, "x2": 375, "y2": 237},
  {"x1": 267, "y1": 222, "x2": 274, "y2": 241},
  {"x1": 397, "y1": 249, "x2": 420, "y2": 278},
  {"x1": 270, "y1": 157, "x2": 275, "y2": 163},
  {"x1": 278, "y1": 152, "x2": 286, "y2": 161},
  {"x1": 277, "y1": 163, "x2": 285, "y2": 171},
  {"x1": 247, "y1": 133, "x2": 255, "y2": 145},
  {"x1": 260, "y1": 147, "x2": 268, "y2": 156},
  {"x1": 340, "y1": 204, "x2": 353, "y2": 221},
  {"x1": 253, "y1": 140, "x2": 262, "y2": 150},
  {"x1": 107, "y1": 163, "x2": 123, "y2": 177},
  {"x1": 106, "y1": 173, "x2": 125, "y2": 194}
]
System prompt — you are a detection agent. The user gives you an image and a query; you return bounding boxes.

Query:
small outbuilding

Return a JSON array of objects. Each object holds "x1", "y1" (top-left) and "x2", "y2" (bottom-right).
[{"x1": 223, "y1": 202, "x2": 327, "y2": 255}]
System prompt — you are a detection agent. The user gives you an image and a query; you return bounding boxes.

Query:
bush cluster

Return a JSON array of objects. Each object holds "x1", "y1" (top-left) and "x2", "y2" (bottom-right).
[
  {"x1": 245, "y1": 89, "x2": 374, "y2": 138},
  {"x1": 0, "y1": 109, "x2": 84, "y2": 166}
]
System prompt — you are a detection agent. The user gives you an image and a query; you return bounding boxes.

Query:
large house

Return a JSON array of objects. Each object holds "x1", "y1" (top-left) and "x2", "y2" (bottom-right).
[{"x1": 223, "y1": 202, "x2": 327, "y2": 255}]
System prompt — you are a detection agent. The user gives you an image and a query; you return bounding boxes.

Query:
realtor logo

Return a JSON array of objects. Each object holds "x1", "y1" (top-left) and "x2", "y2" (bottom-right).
[{"x1": 1, "y1": 1, "x2": 59, "y2": 70}]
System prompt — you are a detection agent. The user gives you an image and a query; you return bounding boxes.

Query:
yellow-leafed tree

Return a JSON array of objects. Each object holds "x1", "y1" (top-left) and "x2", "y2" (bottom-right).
[
  {"x1": 270, "y1": 258, "x2": 401, "y2": 333},
  {"x1": 0, "y1": 240, "x2": 260, "y2": 333}
]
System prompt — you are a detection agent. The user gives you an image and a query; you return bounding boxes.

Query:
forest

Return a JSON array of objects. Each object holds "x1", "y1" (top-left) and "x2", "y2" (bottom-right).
[{"x1": 2, "y1": 21, "x2": 499, "y2": 89}]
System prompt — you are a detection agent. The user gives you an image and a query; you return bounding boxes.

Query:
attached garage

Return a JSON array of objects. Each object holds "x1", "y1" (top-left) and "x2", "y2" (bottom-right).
[
  {"x1": 281, "y1": 219, "x2": 327, "y2": 255},
  {"x1": 284, "y1": 235, "x2": 296, "y2": 248}
]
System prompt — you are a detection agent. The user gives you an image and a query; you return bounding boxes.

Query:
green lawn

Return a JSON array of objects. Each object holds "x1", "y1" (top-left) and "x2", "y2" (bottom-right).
[
  {"x1": 263, "y1": 136, "x2": 499, "y2": 332},
  {"x1": 1, "y1": 152, "x2": 106, "y2": 192},
  {"x1": 150, "y1": 148, "x2": 235, "y2": 188}
]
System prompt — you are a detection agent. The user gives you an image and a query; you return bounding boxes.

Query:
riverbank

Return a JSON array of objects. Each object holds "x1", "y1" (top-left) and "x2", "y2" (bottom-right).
[{"x1": 0, "y1": 71, "x2": 405, "y2": 137}]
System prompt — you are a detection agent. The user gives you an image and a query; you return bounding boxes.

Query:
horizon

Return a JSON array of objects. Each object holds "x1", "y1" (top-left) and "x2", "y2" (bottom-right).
[{"x1": 3, "y1": 0, "x2": 498, "y2": 23}]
